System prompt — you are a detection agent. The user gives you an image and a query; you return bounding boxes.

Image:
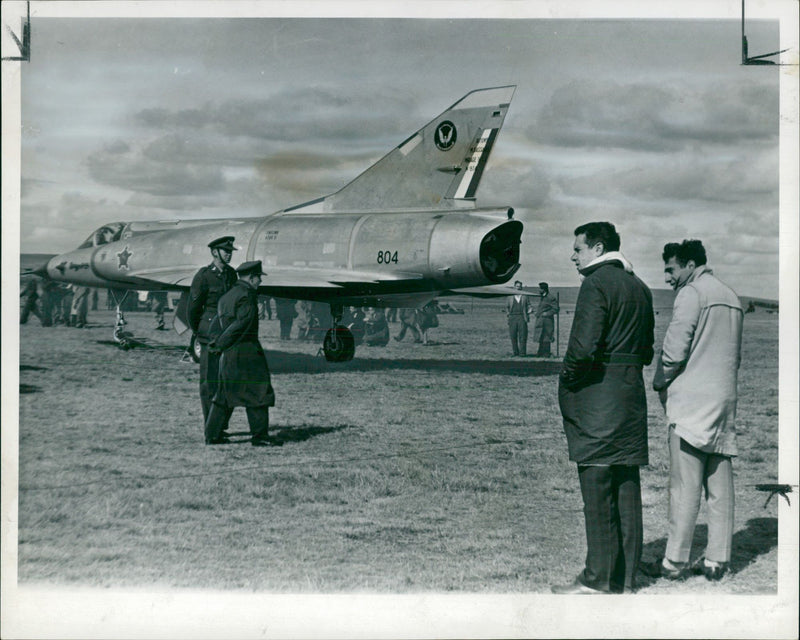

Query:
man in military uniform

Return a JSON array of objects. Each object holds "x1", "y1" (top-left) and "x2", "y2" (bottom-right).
[
  {"x1": 188, "y1": 236, "x2": 238, "y2": 427},
  {"x1": 533, "y1": 282, "x2": 559, "y2": 357},
  {"x1": 205, "y1": 261, "x2": 276, "y2": 447}
]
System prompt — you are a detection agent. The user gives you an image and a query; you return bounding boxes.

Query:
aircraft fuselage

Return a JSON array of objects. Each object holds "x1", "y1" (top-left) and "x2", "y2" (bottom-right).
[{"x1": 44, "y1": 208, "x2": 521, "y2": 308}]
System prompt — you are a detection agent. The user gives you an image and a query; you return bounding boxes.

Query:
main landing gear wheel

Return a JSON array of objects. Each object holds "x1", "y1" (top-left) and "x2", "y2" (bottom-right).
[
  {"x1": 323, "y1": 326, "x2": 355, "y2": 362},
  {"x1": 189, "y1": 334, "x2": 202, "y2": 363}
]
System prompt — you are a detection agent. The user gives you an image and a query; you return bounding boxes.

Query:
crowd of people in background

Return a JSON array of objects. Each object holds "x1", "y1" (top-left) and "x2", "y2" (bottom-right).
[
  {"x1": 19, "y1": 281, "x2": 93, "y2": 328},
  {"x1": 21, "y1": 277, "x2": 462, "y2": 351}
]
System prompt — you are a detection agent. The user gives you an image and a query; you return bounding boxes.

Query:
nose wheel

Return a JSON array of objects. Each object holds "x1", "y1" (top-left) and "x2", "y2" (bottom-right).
[
  {"x1": 322, "y1": 302, "x2": 355, "y2": 362},
  {"x1": 323, "y1": 326, "x2": 355, "y2": 362}
]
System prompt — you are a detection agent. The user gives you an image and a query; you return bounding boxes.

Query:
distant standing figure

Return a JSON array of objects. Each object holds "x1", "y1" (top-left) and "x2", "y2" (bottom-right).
[
  {"x1": 91, "y1": 288, "x2": 99, "y2": 311},
  {"x1": 206, "y1": 261, "x2": 276, "y2": 447},
  {"x1": 386, "y1": 307, "x2": 398, "y2": 323},
  {"x1": 643, "y1": 240, "x2": 743, "y2": 582},
  {"x1": 151, "y1": 291, "x2": 168, "y2": 330},
  {"x1": 70, "y1": 285, "x2": 90, "y2": 328},
  {"x1": 20, "y1": 279, "x2": 41, "y2": 325},
  {"x1": 296, "y1": 300, "x2": 314, "y2": 340},
  {"x1": 553, "y1": 221, "x2": 654, "y2": 595},
  {"x1": 344, "y1": 306, "x2": 366, "y2": 345},
  {"x1": 533, "y1": 282, "x2": 559, "y2": 357},
  {"x1": 418, "y1": 300, "x2": 439, "y2": 345},
  {"x1": 506, "y1": 280, "x2": 532, "y2": 356},
  {"x1": 59, "y1": 285, "x2": 74, "y2": 326},
  {"x1": 188, "y1": 236, "x2": 238, "y2": 425},
  {"x1": 393, "y1": 308, "x2": 422, "y2": 343},
  {"x1": 363, "y1": 307, "x2": 390, "y2": 346},
  {"x1": 275, "y1": 298, "x2": 298, "y2": 340},
  {"x1": 258, "y1": 295, "x2": 273, "y2": 320},
  {"x1": 39, "y1": 281, "x2": 56, "y2": 326}
]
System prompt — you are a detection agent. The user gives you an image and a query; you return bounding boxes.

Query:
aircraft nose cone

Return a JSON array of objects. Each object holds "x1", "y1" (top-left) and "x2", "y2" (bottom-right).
[{"x1": 32, "y1": 263, "x2": 50, "y2": 278}]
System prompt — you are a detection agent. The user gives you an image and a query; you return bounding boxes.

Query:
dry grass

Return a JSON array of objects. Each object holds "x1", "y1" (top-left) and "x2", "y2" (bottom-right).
[{"x1": 15, "y1": 295, "x2": 779, "y2": 593}]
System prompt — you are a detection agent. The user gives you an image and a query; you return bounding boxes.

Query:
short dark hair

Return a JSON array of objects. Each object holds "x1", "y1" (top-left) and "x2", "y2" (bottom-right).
[
  {"x1": 574, "y1": 222, "x2": 620, "y2": 253},
  {"x1": 538, "y1": 282, "x2": 549, "y2": 291},
  {"x1": 662, "y1": 239, "x2": 707, "y2": 267}
]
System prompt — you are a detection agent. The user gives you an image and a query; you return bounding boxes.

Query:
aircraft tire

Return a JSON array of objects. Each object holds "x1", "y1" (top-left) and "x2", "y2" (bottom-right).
[
  {"x1": 323, "y1": 326, "x2": 355, "y2": 362},
  {"x1": 189, "y1": 334, "x2": 201, "y2": 363}
]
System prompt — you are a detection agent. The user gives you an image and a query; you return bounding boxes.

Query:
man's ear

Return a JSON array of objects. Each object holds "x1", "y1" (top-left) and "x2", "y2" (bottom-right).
[
  {"x1": 687, "y1": 259, "x2": 696, "y2": 270},
  {"x1": 594, "y1": 241, "x2": 605, "y2": 256}
]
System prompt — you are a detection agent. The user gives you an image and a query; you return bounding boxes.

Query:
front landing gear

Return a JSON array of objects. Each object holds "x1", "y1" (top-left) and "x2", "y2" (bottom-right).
[
  {"x1": 323, "y1": 326, "x2": 355, "y2": 362},
  {"x1": 110, "y1": 291, "x2": 133, "y2": 349},
  {"x1": 322, "y1": 302, "x2": 355, "y2": 362}
]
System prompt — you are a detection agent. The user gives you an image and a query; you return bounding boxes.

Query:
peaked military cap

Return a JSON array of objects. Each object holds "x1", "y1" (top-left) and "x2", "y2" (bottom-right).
[
  {"x1": 208, "y1": 236, "x2": 236, "y2": 252},
  {"x1": 236, "y1": 260, "x2": 267, "y2": 277},
  {"x1": 539, "y1": 282, "x2": 549, "y2": 291}
]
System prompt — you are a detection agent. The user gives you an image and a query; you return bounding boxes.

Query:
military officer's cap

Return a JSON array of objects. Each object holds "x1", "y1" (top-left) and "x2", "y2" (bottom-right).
[
  {"x1": 539, "y1": 282, "x2": 549, "y2": 290},
  {"x1": 236, "y1": 260, "x2": 267, "y2": 277},
  {"x1": 208, "y1": 236, "x2": 236, "y2": 252}
]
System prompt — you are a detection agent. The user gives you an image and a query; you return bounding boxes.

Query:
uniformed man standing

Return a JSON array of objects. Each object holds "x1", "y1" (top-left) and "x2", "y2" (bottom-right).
[
  {"x1": 205, "y1": 260, "x2": 276, "y2": 447},
  {"x1": 188, "y1": 236, "x2": 238, "y2": 426},
  {"x1": 533, "y1": 282, "x2": 559, "y2": 357}
]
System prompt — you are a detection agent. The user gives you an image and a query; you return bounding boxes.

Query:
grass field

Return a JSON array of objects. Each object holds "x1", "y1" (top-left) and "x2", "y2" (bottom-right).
[{"x1": 14, "y1": 295, "x2": 780, "y2": 596}]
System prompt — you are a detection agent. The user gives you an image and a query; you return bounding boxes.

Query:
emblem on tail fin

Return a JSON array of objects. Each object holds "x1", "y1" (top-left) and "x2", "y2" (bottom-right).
[{"x1": 435, "y1": 121, "x2": 457, "y2": 151}]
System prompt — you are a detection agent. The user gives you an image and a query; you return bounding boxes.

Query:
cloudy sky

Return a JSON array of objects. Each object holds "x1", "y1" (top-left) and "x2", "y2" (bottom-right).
[{"x1": 17, "y1": 8, "x2": 785, "y2": 298}]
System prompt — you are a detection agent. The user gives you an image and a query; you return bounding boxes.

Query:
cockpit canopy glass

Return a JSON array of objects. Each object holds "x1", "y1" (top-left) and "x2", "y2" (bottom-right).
[{"x1": 77, "y1": 222, "x2": 126, "y2": 249}]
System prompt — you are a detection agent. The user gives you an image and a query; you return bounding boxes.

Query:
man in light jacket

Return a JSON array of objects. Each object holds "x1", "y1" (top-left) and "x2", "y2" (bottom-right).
[{"x1": 643, "y1": 239, "x2": 743, "y2": 582}]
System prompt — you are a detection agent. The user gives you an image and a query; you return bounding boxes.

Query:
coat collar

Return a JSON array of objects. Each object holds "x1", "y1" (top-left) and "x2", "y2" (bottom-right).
[
  {"x1": 578, "y1": 250, "x2": 634, "y2": 277},
  {"x1": 679, "y1": 264, "x2": 713, "y2": 290},
  {"x1": 579, "y1": 258, "x2": 624, "y2": 278}
]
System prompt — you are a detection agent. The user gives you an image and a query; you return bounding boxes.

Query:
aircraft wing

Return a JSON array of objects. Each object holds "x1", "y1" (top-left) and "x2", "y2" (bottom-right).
[
  {"x1": 124, "y1": 264, "x2": 424, "y2": 290},
  {"x1": 441, "y1": 284, "x2": 528, "y2": 298}
]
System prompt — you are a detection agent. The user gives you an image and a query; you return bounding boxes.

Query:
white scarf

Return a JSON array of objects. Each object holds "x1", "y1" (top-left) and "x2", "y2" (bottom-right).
[{"x1": 583, "y1": 250, "x2": 634, "y2": 274}]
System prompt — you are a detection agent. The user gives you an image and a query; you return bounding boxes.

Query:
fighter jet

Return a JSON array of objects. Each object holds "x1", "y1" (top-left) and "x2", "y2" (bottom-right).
[{"x1": 35, "y1": 86, "x2": 523, "y2": 361}]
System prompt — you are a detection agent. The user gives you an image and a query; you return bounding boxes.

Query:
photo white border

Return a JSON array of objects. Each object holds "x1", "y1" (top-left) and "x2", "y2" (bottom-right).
[{"x1": 2, "y1": 1, "x2": 797, "y2": 638}]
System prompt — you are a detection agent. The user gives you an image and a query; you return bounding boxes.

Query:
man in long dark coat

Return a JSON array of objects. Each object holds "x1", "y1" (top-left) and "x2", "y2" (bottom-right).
[
  {"x1": 552, "y1": 221, "x2": 654, "y2": 594},
  {"x1": 188, "y1": 236, "x2": 238, "y2": 426},
  {"x1": 205, "y1": 261, "x2": 276, "y2": 447}
]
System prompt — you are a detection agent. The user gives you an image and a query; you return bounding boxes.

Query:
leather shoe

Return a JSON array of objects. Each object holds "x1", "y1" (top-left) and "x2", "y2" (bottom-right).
[
  {"x1": 206, "y1": 436, "x2": 230, "y2": 445},
  {"x1": 639, "y1": 558, "x2": 688, "y2": 580},
  {"x1": 690, "y1": 557, "x2": 728, "y2": 581},
  {"x1": 550, "y1": 579, "x2": 607, "y2": 594}
]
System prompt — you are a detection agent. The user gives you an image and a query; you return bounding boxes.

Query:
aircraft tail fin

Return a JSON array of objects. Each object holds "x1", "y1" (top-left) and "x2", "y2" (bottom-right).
[{"x1": 286, "y1": 86, "x2": 516, "y2": 213}]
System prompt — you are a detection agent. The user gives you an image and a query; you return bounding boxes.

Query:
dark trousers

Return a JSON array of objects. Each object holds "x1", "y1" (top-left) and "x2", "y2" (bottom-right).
[
  {"x1": 205, "y1": 402, "x2": 270, "y2": 443},
  {"x1": 20, "y1": 299, "x2": 40, "y2": 324},
  {"x1": 508, "y1": 316, "x2": 528, "y2": 355},
  {"x1": 198, "y1": 345, "x2": 222, "y2": 424},
  {"x1": 537, "y1": 340, "x2": 551, "y2": 357},
  {"x1": 577, "y1": 464, "x2": 642, "y2": 593},
  {"x1": 279, "y1": 318, "x2": 293, "y2": 340}
]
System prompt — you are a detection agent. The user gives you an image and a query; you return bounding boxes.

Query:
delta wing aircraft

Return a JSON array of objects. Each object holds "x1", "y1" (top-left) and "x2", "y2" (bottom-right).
[{"x1": 35, "y1": 86, "x2": 523, "y2": 361}]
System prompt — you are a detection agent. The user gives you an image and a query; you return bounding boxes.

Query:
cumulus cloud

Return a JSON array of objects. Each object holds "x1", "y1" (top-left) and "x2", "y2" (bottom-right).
[
  {"x1": 479, "y1": 160, "x2": 550, "y2": 211},
  {"x1": 556, "y1": 149, "x2": 778, "y2": 206},
  {"x1": 530, "y1": 79, "x2": 777, "y2": 152},
  {"x1": 134, "y1": 85, "x2": 419, "y2": 145},
  {"x1": 86, "y1": 139, "x2": 225, "y2": 197}
]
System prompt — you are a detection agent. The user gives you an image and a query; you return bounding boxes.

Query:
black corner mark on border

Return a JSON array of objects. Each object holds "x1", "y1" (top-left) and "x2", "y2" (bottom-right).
[{"x1": 2, "y1": 2, "x2": 30, "y2": 62}]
